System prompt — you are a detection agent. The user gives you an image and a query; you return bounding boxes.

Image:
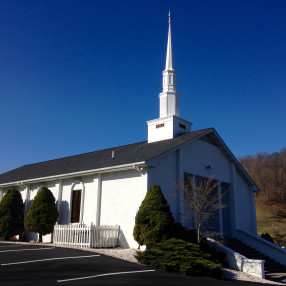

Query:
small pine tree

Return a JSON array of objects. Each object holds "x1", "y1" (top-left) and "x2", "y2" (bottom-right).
[
  {"x1": 133, "y1": 184, "x2": 175, "y2": 246},
  {"x1": 0, "y1": 189, "x2": 24, "y2": 240},
  {"x1": 24, "y1": 187, "x2": 58, "y2": 242}
]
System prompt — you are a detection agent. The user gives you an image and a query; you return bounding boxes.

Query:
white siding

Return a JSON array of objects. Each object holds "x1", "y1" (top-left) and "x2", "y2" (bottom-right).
[{"x1": 100, "y1": 170, "x2": 148, "y2": 248}]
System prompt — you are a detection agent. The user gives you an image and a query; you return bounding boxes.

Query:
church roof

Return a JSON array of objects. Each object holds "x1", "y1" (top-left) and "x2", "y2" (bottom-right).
[
  {"x1": 0, "y1": 128, "x2": 211, "y2": 186},
  {"x1": 0, "y1": 127, "x2": 258, "y2": 190}
]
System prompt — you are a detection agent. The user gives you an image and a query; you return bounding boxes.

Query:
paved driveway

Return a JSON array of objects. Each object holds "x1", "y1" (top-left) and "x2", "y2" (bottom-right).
[{"x1": 0, "y1": 242, "x2": 273, "y2": 286}]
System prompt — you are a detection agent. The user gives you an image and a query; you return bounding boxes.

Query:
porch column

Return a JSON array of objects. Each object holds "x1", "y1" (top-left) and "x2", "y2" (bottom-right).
[
  {"x1": 250, "y1": 190, "x2": 258, "y2": 233},
  {"x1": 229, "y1": 162, "x2": 238, "y2": 235},
  {"x1": 192, "y1": 174, "x2": 197, "y2": 229},
  {"x1": 24, "y1": 186, "x2": 31, "y2": 216},
  {"x1": 96, "y1": 174, "x2": 102, "y2": 226},
  {"x1": 0, "y1": 189, "x2": 3, "y2": 201},
  {"x1": 56, "y1": 180, "x2": 63, "y2": 222},
  {"x1": 175, "y1": 149, "x2": 182, "y2": 222},
  {"x1": 217, "y1": 183, "x2": 224, "y2": 238}
]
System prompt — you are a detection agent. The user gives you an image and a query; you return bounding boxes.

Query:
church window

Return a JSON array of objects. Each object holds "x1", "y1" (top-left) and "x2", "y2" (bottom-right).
[{"x1": 71, "y1": 190, "x2": 81, "y2": 223}]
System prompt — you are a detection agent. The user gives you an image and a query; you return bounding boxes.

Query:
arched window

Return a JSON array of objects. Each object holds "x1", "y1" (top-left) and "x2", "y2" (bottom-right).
[
  {"x1": 70, "y1": 181, "x2": 85, "y2": 223},
  {"x1": 71, "y1": 190, "x2": 81, "y2": 223}
]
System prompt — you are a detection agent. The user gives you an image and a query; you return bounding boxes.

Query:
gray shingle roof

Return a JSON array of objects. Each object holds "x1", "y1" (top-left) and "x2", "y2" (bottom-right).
[{"x1": 0, "y1": 129, "x2": 211, "y2": 185}]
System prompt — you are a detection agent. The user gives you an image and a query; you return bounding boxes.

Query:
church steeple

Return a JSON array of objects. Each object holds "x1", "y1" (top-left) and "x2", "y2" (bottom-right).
[
  {"x1": 165, "y1": 11, "x2": 173, "y2": 71},
  {"x1": 160, "y1": 11, "x2": 180, "y2": 118},
  {"x1": 147, "y1": 12, "x2": 192, "y2": 143}
]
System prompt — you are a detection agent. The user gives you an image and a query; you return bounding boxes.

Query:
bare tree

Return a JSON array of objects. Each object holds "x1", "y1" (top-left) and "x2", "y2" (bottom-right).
[{"x1": 175, "y1": 175, "x2": 227, "y2": 243}]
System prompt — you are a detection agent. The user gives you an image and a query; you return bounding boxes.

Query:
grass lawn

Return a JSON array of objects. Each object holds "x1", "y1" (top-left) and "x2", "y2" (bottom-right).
[{"x1": 256, "y1": 197, "x2": 286, "y2": 246}]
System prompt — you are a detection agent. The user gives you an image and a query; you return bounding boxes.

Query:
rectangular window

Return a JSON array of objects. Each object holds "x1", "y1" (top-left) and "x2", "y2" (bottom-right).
[
  {"x1": 156, "y1": 123, "x2": 165, "y2": 129},
  {"x1": 71, "y1": 190, "x2": 81, "y2": 223}
]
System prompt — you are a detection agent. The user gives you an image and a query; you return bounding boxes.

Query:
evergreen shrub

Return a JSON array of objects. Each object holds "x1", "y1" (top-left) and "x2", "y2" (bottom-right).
[
  {"x1": 135, "y1": 238, "x2": 222, "y2": 277},
  {"x1": 200, "y1": 239, "x2": 227, "y2": 266},
  {"x1": 172, "y1": 222, "x2": 198, "y2": 244},
  {"x1": 133, "y1": 184, "x2": 175, "y2": 246},
  {"x1": 260, "y1": 232, "x2": 275, "y2": 244},
  {"x1": 24, "y1": 187, "x2": 58, "y2": 242},
  {"x1": 0, "y1": 189, "x2": 24, "y2": 240}
]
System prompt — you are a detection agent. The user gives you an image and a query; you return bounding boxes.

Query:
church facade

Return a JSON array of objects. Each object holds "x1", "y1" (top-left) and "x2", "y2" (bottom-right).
[{"x1": 0, "y1": 14, "x2": 258, "y2": 248}]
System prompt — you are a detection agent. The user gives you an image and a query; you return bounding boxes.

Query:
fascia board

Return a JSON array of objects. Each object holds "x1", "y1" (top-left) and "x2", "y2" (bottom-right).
[
  {"x1": 209, "y1": 129, "x2": 260, "y2": 192},
  {"x1": 0, "y1": 161, "x2": 146, "y2": 188}
]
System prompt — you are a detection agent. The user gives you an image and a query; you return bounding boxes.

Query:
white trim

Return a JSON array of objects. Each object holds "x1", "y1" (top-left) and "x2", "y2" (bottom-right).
[{"x1": 0, "y1": 162, "x2": 146, "y2": 188}]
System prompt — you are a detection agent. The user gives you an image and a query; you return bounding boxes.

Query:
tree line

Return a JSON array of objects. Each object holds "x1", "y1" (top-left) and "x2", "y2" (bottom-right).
[{"x1": 239, "y1": 148, "x2": 286, "y2": 204}]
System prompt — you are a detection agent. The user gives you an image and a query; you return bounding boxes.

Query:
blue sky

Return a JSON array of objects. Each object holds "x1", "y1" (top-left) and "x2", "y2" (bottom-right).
[{"x1": 1, "y1": 0, "x2": 285, "y2": 174}]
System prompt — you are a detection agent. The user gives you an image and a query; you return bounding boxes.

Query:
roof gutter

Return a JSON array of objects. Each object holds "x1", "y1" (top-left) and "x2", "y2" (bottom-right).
[{"x1": 0, "y1": 161, "x2": 147, "y2": 188}]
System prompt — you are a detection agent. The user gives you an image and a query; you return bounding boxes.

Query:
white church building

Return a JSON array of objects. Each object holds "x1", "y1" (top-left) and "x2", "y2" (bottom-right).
[{"x1": 0, "y1": 14, "x2": 262, "y2": 250}]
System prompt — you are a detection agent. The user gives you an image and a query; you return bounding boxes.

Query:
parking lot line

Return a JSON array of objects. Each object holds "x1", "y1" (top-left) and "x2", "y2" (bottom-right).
[
  {"x1": 0, "y1": 245, "x2": 23, "y2": 248},
  {"x1": 1, "y1": 254, "x2": 100, "y2": 266},
  {"x1": 57, "y1": 269, "x2": 155, "y2": 283},
  {"x1": 0, "y1": 247, "x2": 55, "y2": 253}
]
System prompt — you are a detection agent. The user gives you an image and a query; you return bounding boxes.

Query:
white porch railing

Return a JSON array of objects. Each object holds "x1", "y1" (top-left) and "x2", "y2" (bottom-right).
[{"x1": 53, "y1": 222, "x2": 119, "y2": 248}]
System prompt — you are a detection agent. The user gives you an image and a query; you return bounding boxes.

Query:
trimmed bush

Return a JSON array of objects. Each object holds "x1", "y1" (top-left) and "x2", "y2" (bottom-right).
[
  {"x1": 133, "y1": 184, "x2": 175, "y2": 246},
  {"x1": 24, "y1": 187, "x2": 58, "y2": 242},
  {"x1": 135, "y1": 238, "x2": 222, "y2": 277},
  {"x1": 0, "y1": 189, "x2": 24, "y2": 240}
]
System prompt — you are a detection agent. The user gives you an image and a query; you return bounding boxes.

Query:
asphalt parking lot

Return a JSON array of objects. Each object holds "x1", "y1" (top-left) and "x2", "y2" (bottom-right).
[{"x1": 0, "y1": 242, "x2": 275, "y2": 286}]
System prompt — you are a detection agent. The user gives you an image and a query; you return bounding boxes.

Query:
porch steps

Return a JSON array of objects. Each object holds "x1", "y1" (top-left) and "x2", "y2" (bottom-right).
[{"x1": 221, "y1": 238, "x2": 286, "y2": 282}]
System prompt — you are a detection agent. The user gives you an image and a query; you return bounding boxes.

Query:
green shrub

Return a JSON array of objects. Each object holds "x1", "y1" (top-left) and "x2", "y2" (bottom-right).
[
  {"x1": 0, "y1": 189, "x2": 24, "y2": 240},
  {"x1": 133, "y1": 184, "x2": 175, "y2": 246},
  {"x1": 24, "y1": 187, "x2": 58, "y2": 242},
  {"x1": 260, "y1": 232, "x2": 275, "y2": 244},
  {"x1": 200, "y1": 239, "x2": 227, "y2": 266},
  {"x1": 172, "y1": 222, "x2": 198, "y2": 244},
  {"x1": 135, "y1": 238, "x2": 222, "y2": 277}
]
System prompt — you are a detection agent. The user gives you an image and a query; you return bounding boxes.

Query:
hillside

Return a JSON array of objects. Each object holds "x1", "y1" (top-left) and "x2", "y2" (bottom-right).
[
  {"x1": 256, "y1": 198, "x2": 286, "y2": 247},
  {"x1": 239, "y1": 149, "x2": 286, "y2": 204}
]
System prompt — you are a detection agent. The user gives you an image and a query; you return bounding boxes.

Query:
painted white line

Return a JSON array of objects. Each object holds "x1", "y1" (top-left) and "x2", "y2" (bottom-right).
[
  {"x1": 57, "y1": 269, "x2": 155, "y2": 283},
  {"x1": 0, "y1": 247, "x2": 55, "y2": 253},
  {"x1": 0, "y1": 245, "x2": 23, "y2": 248},
  {"x1": 1, "y1": 254, "x2": 100, "y2": 266}
]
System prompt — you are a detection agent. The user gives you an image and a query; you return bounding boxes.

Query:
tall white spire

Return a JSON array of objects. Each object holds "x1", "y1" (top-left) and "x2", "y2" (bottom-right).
[
  {"x1": 160, "y1": 10, "x2": 179, "y2": 117},
  {"x1": 165, "y1": 10, "x2": 173, "y2": 70},
  {"x1": 147, "y1": 11, "x2": 192, "y2": 143}
]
